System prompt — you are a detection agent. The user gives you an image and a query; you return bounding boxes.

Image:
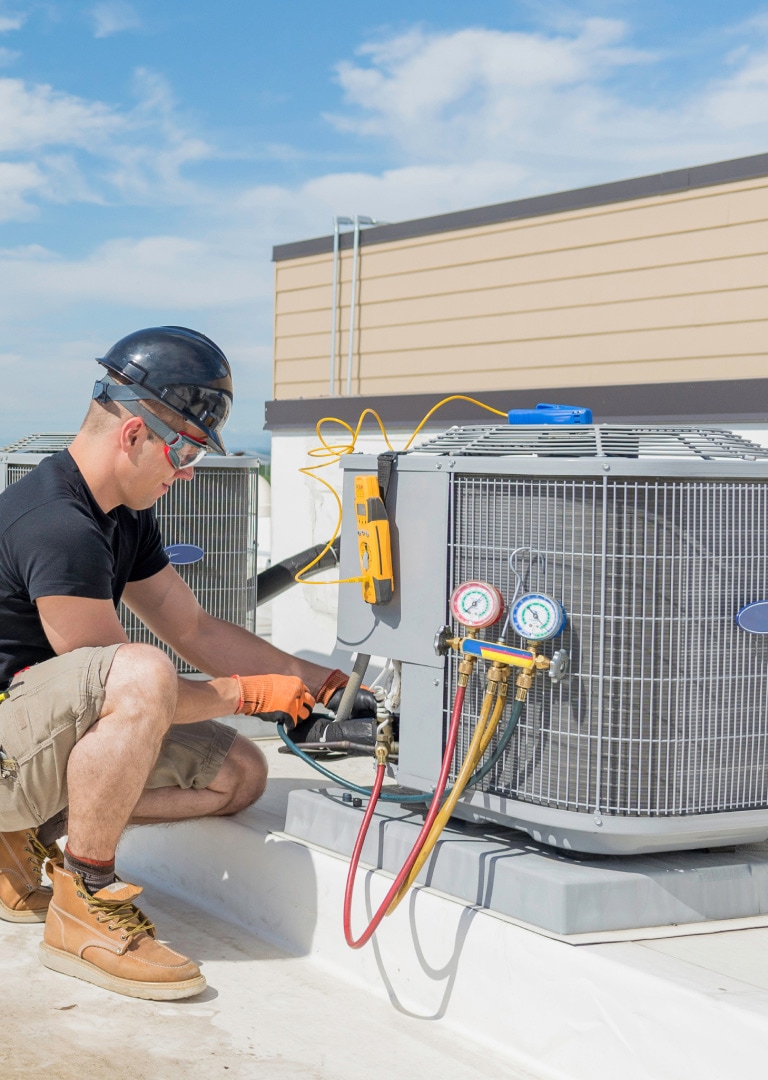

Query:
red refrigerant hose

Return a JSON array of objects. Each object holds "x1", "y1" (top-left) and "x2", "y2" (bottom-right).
[{"x1": 343, "y1": 682, "x2": 467, "y2": 949}]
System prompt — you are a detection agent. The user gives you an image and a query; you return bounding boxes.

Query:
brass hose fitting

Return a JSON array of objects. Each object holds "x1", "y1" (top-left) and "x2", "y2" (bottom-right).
[{"x1": 457, "y1": 655, "x2": 476, "y2": 688}]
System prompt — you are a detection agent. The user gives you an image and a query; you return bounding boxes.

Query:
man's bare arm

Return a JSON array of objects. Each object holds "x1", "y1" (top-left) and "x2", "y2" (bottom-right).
[
  {"x1": 35, "y1": 592, "x2": 240, "y2": 724},
  {"x1": 122, "y1": 564, "x2": 332, "y2": 696}
]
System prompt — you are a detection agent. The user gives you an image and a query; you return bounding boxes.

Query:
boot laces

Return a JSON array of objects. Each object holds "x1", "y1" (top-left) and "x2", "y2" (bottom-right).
[
  {"x1": 24, "y1": 833, "x2": 60, "y2": 883},
  {"x1": 84, "y1": 891, "x2": 157, "y2": 941}
]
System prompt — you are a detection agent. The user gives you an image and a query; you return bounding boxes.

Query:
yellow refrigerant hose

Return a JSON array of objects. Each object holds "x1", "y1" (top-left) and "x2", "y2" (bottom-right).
[{"x1": 386, "y1": 664, "x2": 510, "y2": 914}]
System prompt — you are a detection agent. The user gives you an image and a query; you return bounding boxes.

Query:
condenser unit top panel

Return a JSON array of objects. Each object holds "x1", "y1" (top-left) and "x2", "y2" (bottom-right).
[
  {"x1": 0, "y1": 434, "x2": 260, "y2": 469},
  {"x1": 412, "y1": 424, "x2": 768, "y2": 461},
  {"x1": 335, "y1": 425, "x2": 768, "y2": 480},
  {"x1": 1, "y1": 433, "x2": 75, "y2": 453}
]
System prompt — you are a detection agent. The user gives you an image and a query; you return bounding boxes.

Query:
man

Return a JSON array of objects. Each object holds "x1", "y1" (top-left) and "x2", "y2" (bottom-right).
[{"x1": 0, "y1": 326, "x2": 368, "y2": 1001}]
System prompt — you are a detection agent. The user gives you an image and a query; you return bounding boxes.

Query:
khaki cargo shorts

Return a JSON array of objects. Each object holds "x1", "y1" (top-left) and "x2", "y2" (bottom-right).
[{"x1": 0, "y1": 645, "x2": 237, "y2": 831}]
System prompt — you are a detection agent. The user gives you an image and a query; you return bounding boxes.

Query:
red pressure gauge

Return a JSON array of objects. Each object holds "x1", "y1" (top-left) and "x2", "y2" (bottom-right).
[{"x1": 449, "y1": 581, "x2": 505, "y2": 629}]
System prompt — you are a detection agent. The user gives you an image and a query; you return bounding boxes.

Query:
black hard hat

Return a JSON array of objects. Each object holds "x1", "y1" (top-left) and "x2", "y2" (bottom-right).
[{"x1": 96, "y1": 326, "x2": 233, "y2": 454}]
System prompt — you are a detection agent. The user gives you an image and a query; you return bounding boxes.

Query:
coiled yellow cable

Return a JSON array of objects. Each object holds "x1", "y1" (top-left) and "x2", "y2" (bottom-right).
[{"x1": 294, "y1": 396, "x2": 508, "y2": 585}]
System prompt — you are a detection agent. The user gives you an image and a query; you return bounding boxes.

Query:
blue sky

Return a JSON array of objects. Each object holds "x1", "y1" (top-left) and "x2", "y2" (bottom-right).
[{"x1": 2, "y1": 1, "x2": 768, "y2": 452}]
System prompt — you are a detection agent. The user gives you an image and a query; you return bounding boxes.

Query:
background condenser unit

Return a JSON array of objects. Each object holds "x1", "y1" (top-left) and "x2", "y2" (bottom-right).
[
  {"x1": 336, "y1": 425, "x2": 768, "y2": 855},
  {"x1": 0, "y1": 434, "x2": 259, "y2": 673}
]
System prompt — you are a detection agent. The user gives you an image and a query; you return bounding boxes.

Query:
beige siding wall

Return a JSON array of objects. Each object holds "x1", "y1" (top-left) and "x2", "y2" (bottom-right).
[{"x1": 273, "y1": 176, "x2": 768, "y2": 400}]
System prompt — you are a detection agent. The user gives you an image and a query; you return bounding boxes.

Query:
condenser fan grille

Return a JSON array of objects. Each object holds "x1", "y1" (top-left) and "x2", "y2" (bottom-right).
[
  {"x1": 418, "y1": 424, "x2": 768, "y2": 460},
  {"x1": 446, "y1": 473, "x2": 768, "y2": 817}
]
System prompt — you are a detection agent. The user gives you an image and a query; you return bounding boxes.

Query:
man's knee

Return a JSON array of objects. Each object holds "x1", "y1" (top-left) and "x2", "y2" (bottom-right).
[
  {"x1": 215, "y1": 735, "x2": 268, "y2": 815},
  {"x1": 102, "y1": 643, "x2": 178, "y2": 727}
]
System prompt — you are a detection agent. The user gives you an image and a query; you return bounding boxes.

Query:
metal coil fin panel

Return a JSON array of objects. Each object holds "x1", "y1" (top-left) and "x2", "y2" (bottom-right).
[
  {"x1": 119, "y1": 465, "x2": 258, "y2": 672},
  {"x1": 446, "y1": 474, "x2": 768, "y2": 818}
]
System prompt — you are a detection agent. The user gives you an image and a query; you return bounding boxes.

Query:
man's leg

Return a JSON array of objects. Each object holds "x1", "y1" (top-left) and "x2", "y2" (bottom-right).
[
  {"x1": 0, "y1": 645, "x2": 126, "y2": 923},
  {"x1": 40, "y1": 643, "x2": 206, "y2": 1000},
  {"x1": 130, "y1": 732, "x2": 267, "y2": 824},
  {"x1": 64, "y1": 642, "x2": 178, "y2": 860}
]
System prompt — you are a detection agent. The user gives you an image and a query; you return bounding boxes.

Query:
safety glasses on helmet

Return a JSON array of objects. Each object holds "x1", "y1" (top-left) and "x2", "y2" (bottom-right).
[
  {"x1": 162, "y1": 428, "x2": 208, "y2": 470},
  {"x1": 137, "y1": 408, "x2": 208, "y2": 469}
]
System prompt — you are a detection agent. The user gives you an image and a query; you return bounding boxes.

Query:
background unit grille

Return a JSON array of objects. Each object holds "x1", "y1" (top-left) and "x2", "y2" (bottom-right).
[
  {"x1": 119, "y1": 464, "x2": 258, "y2": 672},
  {"x1": 446, "y1": 473, "x2": 768, "y2": 818}
]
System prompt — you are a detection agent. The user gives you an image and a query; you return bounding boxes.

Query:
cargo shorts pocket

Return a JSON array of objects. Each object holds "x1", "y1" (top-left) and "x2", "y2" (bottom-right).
[
  {"x1": 0, "y1": 726, "x2": 40, "y2": 832},
  {"x1": 0, "y1": 646, "x2": 121, "y2": 830}
]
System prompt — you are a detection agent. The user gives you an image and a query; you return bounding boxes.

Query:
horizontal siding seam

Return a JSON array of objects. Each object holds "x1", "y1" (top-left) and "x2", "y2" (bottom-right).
[
  {"x1": 273, "y1": 217, "x2": 768, "y2": 290},
  {"x1": 274, "y1": 313, "x2": 768, "y2": 352},
  {"x1": 274, "y1": 175, "x2": 768, "y2": 262},
  {"x1": 274, "y1": 253, "x2": 768, "y2": 316},
  {"x1": 273, "y1": 285, "x2": 768, "y2": 338}
]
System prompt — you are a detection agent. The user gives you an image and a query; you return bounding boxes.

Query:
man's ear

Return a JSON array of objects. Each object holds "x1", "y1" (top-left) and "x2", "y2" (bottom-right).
[{"x1": 120, "y1": 415, "x2": 145, "y2": 453}]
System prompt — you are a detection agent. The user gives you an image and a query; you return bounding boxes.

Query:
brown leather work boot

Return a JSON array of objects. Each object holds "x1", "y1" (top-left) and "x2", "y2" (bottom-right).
[
  {"x1": 0, "y1": 829, "x2": 61, "y2": 923},
  {"x1": 39, "y1": 863, "x2": 206, "y2": 1000}
]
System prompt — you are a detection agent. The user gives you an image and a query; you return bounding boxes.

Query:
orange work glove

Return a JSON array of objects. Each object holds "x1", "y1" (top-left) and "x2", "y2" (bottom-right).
[
  {"x1": 314, "y1": 669, "x2": 377, "y2": 718},
  {"x1": 232, "y1": 674, "x2": 315, "y2": 729},
  {"x1": 315, "y1": 669, "x2": 350, "y2": 707}
]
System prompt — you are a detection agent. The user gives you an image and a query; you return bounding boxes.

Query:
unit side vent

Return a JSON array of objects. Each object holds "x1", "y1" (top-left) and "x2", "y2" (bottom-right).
[{"x1": 447, "y1": 473, "x2": 768, "y2": 818}]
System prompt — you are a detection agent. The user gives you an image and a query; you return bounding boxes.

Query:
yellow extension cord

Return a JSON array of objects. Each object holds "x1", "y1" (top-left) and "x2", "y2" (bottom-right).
[{"x1": 294, "y1": 395, "x2": 508, "y2": 585}]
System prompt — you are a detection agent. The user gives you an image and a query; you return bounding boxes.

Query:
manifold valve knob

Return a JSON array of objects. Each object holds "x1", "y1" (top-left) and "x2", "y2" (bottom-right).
[
  {"x1": 434, "y1": 625, "x2": 452, "y2": 656},
  {"x1": 548, "y1": 649, "x2": 569, "y2": 683}
]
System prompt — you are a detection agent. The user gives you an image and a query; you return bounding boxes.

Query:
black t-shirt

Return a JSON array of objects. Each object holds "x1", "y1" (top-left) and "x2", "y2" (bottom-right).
[{"x1": 0, "y1": 449, "x2": 169, "y2": 685}]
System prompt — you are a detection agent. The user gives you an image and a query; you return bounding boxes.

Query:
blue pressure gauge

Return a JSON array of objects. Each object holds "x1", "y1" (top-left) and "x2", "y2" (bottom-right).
[{"x1": 510, "y1": 593, "x2": 566, "y2": 642}]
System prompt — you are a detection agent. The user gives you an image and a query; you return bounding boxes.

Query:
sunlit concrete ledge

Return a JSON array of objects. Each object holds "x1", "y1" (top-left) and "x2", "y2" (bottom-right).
[{"x1": 118, "y1": 737, "x2": 768, "y2": 1080}]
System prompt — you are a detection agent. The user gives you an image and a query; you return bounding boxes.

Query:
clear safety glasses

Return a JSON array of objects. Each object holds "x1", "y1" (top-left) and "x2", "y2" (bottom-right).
[
  {"x1": 162, "y1": 428, "x2": 208, "y2": 469},
  {"x1": 137, "y1": 408, "x2": 208, "y2": 469}
]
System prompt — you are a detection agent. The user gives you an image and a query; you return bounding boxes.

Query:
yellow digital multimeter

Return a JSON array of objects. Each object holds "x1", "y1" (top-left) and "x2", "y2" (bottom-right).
[{"x1": 354, "y1": 474, "x2": 394, "y2": 605}]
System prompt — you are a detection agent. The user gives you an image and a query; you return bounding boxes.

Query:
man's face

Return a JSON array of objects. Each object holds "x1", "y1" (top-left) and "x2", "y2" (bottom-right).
[{"x1": 129, "y1": 417, "x2": 207, "y2": 510}]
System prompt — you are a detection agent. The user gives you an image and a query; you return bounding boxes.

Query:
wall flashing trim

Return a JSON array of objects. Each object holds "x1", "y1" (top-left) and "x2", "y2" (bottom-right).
[
  {"x1": 272, "y1": 152, "x2": 768, "y2": 264},
  {"x1": 264, "y1": 379, "x2": 768, "y2": 432}
]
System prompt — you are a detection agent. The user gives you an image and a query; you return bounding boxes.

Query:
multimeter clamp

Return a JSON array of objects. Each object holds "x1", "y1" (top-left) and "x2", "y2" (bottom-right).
[{"x1": 354, "y1": 473, "x2": 395, "y2": 605}]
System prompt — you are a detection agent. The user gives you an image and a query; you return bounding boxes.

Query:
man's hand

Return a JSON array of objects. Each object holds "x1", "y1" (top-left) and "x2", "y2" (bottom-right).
[
  {"x1": 232, "y1": 674, "x2": 314, "y2": 728},
  {"x1": 316, "y1": 669, "x2": 377, "y2": 719}
]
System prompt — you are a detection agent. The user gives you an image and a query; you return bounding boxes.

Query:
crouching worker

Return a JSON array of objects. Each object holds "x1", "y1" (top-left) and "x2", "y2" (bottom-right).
[{"x1": 0, "y1": 326, "x2": 371, "y2": 1000}]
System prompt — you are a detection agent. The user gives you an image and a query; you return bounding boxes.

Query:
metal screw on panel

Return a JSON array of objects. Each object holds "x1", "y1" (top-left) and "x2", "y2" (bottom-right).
[{"x1": 342, "y1": 792, "x2": 352, "y2": 803}]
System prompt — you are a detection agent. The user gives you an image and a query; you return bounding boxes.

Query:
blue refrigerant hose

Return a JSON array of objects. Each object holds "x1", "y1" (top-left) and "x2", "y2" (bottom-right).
[{"x1": 276, "y1": 696, "x2": 525, "y2": 804}]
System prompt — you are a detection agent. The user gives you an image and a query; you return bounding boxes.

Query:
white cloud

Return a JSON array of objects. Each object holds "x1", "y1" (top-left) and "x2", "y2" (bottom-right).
[
  {"x1": 0, "y1": 78, "x2": 121, "y2": 153},
  {"x1": 327, "y1": 21, "x2": 657, "y2": 161},
  {"x1": 104, "y1": 68, "x2": 215, "y2": 201},
  {"x1": 0, "y1": 14, "x2": 24, "y2": 33},
  {"x1": 0, "y1": 70, "x2": 219, "y2": 212},
  {"x1": 325, "y1": 19, "x2": 768, "y2": 185},
  {"x1": 0, "y1": 160, "x2": 45, "y2": 220},
  {"x1": 0, "y1": 233, "x2": 272, "y2": 317},
  {"x1": 298, "y1": 161, "x2": 530, "y2": 223},
  {"x1": 90, "y1": 2, "x2": 141, "y2": 39}
]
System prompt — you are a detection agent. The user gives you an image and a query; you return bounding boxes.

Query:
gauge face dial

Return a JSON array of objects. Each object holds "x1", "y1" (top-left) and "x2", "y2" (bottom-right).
[
  {"x1": 510, "y1": 593, "x2": 566, "y2": 641},
  {"x1": 449, "y1": 581, "x2": 505, "y2": 628}
]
